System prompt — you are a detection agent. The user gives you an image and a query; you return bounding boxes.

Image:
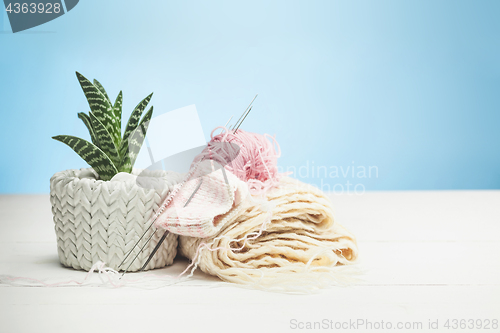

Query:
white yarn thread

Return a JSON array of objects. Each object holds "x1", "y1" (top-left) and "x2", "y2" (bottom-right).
[{"x1": 0, "y1": 261, "x2": 194, "y2": 290}]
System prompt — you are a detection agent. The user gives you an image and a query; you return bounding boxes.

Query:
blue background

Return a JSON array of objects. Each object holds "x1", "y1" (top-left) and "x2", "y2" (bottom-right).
[{"x1": 1, "y1": 0, "x2": 499, "y2": 193}]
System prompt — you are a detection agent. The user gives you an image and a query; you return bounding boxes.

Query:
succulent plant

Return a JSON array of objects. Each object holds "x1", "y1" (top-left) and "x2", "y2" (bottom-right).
[{"x1": 52, "y1": 72, "x2": 154, "y2": 181}]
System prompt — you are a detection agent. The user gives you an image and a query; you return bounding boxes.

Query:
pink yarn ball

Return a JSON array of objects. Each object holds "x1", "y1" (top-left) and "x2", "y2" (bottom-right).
[{"x1": 192, "y1": 127, "x2": 281, "y2": 195}]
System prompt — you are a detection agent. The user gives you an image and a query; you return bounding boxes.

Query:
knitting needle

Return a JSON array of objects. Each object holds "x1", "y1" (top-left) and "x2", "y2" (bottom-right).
[
  {"x1": 118, "y1": 216, "x2": 158, "y2": 269},
  {"x1": 119, "y1": 127, "x2": 160, "y2": 271},
  {"x1": 234, "y1": 106, "x2": 252, "y2": 131},
  {"x1": 231, "y1": 95, "x2": 257, "y2": 130},
  {"x1": 139, "y1": 230, "x2": 169, "y2": 271},
  {"x1": 121, "y1": 228, "x2": 157, "y2": 277},
  {"x1": 184, "y1": 178, "x2": 203, "y2": 207},
  {"x1": 231, "y1": 94, "x2": 258, "y2": 131},
  {"x1": 122, "y1": 178, "x2": 204, "y2": 274}
]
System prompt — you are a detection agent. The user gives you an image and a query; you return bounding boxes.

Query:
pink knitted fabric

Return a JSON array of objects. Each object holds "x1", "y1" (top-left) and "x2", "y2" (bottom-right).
[{"x1": 154, "y1": 160, "x2": 249, "y2": 238}]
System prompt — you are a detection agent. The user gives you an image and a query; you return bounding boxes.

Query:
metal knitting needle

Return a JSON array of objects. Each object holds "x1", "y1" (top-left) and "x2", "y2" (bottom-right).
[
  {"x1": 234, "y1": 106, "x2": 252, "y2": 131},
  {"x1": 231, "y1": 94, "x2": 258, "y2": 131},
  {"x1": 184, "y1": 178, "x2": 203, "y2": 208},
  {"x1": 139, "y1": 230, "x2": 169, "y2": 271},
  {"x1": 121, "y1": 227, "x2": 157, "y2": 277},
  {"x1": 122, "y1": 177, "x2": 204, "y2": 276},
  {"x1": 138, "y1": 177, "x2": 204, "y2": 271},
  {"x1": 231, "y1": 95, "x2": 257, "y2": 130},
  {"x1": 119, "y1": 132, "x2": 160, "y2": 271},
  {"x1": 118, "y1": 216, "x2": 158, "y2": 269}
]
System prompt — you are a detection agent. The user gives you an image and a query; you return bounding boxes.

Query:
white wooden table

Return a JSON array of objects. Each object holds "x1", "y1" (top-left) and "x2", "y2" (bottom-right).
[{"x1": 1, "y1": 192, "x2": 499, "y2": 333}]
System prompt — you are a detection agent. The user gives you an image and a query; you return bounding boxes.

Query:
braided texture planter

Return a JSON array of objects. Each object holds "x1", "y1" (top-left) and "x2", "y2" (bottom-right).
[{"x1": 50, "y1": 168, "x2": 183, "y2": 272}]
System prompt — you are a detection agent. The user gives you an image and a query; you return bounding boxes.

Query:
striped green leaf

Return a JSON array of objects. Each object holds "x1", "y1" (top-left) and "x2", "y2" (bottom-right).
[
  {"x1": 77, "y1": 112, "x2": 100, "y2": 147},
  {"x1": 93, "y1": 79, "x2": 110, "y2": 104},
  {"x1": 113, "y1": 91, "x2": 123, "y2": 134},
  {"x1": 121, "y1": 93, "x2": 153, "y2": 144},
  {"x1": 75, "y1": 72, "x2": 121, "y2": 148},
  {"x1": 94, "y1": 80, "x2": 123, "y2": 140},
  {"x1": 89, "y1": 112, "x2": 121, "y2": 166},
  {"x1": 52, "y1": 135, "x2": 118, "y2": 181},
  {"x1": 119, "y1": 106, "x2": 154, "y2": 173}
]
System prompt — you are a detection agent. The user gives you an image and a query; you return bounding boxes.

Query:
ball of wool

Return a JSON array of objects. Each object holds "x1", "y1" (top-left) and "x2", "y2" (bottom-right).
[{"x1": 191, "y1": 127, "x2": 281, "y2": 195}]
